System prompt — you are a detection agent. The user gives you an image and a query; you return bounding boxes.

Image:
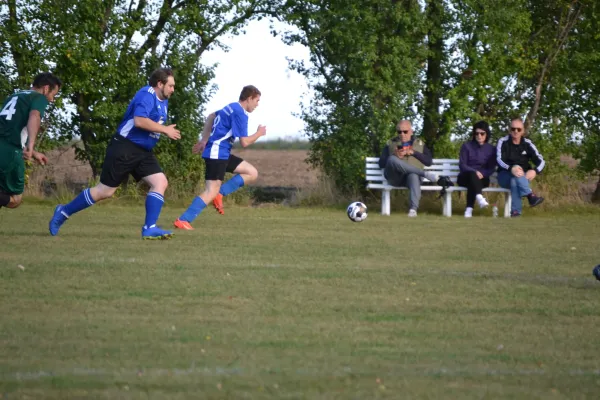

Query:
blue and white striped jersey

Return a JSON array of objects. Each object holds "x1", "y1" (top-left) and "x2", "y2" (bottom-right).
[
  {"x1": 115, "y1": 86, "x2": 168, "y2": 151},
  {"x1": 202, "y1": 102, "x2": 249, "y2": 160}
]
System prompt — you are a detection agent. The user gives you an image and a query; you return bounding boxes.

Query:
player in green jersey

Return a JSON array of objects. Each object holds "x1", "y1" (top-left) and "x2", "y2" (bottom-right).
[{"x1": 0, "y1": 72, "x2": 62, "y2": 209}]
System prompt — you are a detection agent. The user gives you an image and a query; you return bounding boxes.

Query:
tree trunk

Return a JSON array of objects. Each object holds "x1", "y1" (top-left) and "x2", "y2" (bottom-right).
[
  {"x1": 592, "y1": 176, "x2": 600, "y2": 204},
  {"x1": 422, "y1": 0, "x2": 444, "y2": 156}
]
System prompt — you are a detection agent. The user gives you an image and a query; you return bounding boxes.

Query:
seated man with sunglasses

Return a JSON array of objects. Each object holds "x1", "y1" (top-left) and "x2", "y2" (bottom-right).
[
  {"x1": 496, "y1": 118, "x2": 545, "y2": 217},
  {"x1": 378, "y1": 120, "x2": 440, "y2": 217}
]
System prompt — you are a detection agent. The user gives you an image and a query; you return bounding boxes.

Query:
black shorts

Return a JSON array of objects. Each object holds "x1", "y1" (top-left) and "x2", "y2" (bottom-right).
[
  {"x1": 100, "y1": 136, "x2": 163, "y2": 187},
  {"x1": 204, "y1": 154, "x2": 243, "y2": 181}
]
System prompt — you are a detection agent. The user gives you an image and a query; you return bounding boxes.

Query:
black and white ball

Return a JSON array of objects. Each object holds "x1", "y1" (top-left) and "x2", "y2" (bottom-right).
[{"x1": 347, "y1": 201, "x2": 368, "y2": 222}]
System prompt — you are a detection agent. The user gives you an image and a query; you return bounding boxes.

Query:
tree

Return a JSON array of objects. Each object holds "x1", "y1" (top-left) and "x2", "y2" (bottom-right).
[
  {"x1": 283, "y1": 0, "x2": 599, "y2": 193},
  {"x1": 281, "y1": 0, "x2": 427, "y2": 192}
]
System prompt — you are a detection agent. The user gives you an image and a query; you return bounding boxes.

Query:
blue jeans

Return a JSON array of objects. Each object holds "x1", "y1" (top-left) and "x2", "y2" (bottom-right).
[
  {"x1": 497, "y1": 170, "x2": 532, "y2": 213},
  {"x1": 384, "y1": 156, "x2": 424, "y2": 210}
]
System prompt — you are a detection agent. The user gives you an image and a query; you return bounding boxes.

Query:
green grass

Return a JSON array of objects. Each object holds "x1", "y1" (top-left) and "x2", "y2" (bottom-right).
[{"x1": 1, "y1": 204, "x2": 599, "y2": 399}]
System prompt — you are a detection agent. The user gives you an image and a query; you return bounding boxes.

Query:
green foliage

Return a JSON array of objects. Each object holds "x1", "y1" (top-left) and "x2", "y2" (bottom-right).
[
  {"x1": 280, "y1": 0, "x2": 427, "y2": 192},
  {"x1": 283, "y1": 0, "x2": 599, "y2": 193}
]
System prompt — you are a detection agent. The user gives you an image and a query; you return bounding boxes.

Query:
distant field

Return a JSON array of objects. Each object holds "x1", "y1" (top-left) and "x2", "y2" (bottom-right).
[
  {"x1": 30, "y1": 146, "x2": 319, "y2": 192},
  {"x1": 1, "y1": 205, "x2": 599, "y2": 398}
]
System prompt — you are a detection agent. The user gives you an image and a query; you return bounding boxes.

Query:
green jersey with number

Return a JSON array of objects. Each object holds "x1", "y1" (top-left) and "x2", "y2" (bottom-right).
[{"x1": 0, "y1": 90, "x2": 49, "y2": 149}]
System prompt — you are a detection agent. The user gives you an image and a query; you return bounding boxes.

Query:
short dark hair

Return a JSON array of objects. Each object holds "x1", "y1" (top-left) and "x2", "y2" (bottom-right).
[
  {"x1": 472, "y1": 120, "x2": 491, "y2": 142},
  {"x1": 149, "y1": 68, "x2": 174, "y2": 87},
  {"x1": 32, "y1": 72, "x2": 62, "y2": 91},
  {"x1": 239, "y1": 85, "x2": 261, "y2": 101}
]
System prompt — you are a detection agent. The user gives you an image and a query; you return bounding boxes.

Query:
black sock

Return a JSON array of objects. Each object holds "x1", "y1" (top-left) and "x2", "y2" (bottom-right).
[{"x1": 0, "y1": 192, "x2": 10, "y2": 208}]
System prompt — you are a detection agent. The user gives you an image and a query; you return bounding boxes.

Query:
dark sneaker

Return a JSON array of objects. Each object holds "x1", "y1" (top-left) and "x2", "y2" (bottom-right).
[
  {"x1": 510, "y1": 210, "x2": 521, "y2": 218},
  {"x1": 527, "y1": 193, "x2": 544, "y2": 207}
]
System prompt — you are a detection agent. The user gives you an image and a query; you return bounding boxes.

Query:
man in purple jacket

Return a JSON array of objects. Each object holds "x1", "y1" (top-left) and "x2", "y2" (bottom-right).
[
  {"x1": 378, "y1": 120, "x2": 440, "y2": 217},
  {"x1": 457, "y1": 121, "x2": 497, "y2": 218}
]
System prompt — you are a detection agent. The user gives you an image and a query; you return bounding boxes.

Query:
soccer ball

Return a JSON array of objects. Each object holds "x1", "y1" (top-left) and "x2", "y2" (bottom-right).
[{"x1": 347, "y1": 201, "x2": 368, "y2": 222}]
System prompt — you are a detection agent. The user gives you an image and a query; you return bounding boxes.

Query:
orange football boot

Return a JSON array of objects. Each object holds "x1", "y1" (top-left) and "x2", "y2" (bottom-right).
[
  {"x1": 173, "y1": 219, "x2": 194, "y2": 230},
  {"x1": 213, "y1": 193, "x2": 225, "y2": 215}
]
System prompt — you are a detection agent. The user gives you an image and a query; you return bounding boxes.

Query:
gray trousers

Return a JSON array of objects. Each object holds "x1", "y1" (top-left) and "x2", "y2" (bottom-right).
[{"x1": 384, "y1": 156, "x2": 425, "y2": 210}]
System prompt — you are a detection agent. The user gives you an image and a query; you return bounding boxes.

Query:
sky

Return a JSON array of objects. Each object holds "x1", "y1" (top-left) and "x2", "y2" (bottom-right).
[{"x1": 200, "y1": 19, "x2": 312, "y2": 140}]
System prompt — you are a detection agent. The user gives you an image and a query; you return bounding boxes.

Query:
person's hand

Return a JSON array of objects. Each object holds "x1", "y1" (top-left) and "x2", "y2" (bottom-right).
[
  {"x1": 511, "y1": 165, "x2": 524, "y2": 177},
  {"x1": 476, "y1": 171, "x2": 484, "y2": 179},
  {"x1": 22, "y1": 146, "x2": 33, "y2": 161},
  {"x1": 163, "y1": 124, "x2": 181, "y2": 140},
  {"x1": 32, "y1": 151, "x2": 48, "y2": 165},
  {"x1": 256, "y1": 124, "x2": 267, "y2": 137},
  {"x1": 395, "y1": 147, "x2": 407, "y2": 157},
  {"x1": 525, "y1": 169, "x2": 537, "y2": 181},
  {"x1": 192, "y1": 140, "x2": 207, "y2": 154},
  {"x1": 405, "y1": 147, "x2": 414, "y2": 156}
]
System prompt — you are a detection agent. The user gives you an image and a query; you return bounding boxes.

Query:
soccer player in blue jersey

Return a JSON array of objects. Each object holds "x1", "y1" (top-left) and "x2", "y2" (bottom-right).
[
  {"x1": 49, "y1": 68, "x2": 181, "y2": 239},
  {"x1": 173, "y1": 85, "x2": 266, "y2": 230}
]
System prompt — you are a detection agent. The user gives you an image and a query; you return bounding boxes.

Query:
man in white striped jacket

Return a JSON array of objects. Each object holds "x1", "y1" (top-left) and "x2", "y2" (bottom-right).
[{"x1": 496, "y1": 118, "x2": 545, "y2": 217}]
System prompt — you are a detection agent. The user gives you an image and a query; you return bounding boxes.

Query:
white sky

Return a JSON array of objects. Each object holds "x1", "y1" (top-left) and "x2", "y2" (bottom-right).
[{"x1": 200, "y1": 19, "x2": 312, "y2": 140}]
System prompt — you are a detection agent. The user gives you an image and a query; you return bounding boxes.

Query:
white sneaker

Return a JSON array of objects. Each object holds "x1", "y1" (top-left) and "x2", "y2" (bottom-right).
[
  {"x1": 408, "y1": 209, "x2": 418, "y2": 217},
  {"x1": 424, "y1": 171, "x2": 438, "y2": 183},
  {"x1": 464, "y1": 207, "x2": 473, "y2": 218},
  {"x1": 476, "y1": 194, "x2": 489, "y2": 209}
]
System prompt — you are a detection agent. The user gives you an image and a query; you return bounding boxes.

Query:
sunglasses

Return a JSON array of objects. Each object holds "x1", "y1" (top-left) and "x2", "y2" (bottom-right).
[
  {"x1": 510, "y1": 127, "x2": 523, "y2": 132},
  {"x1": 475, "y1": 131, "x2": 487, "y2": 136},
  {"x1": 397, "y1": 130, "x2": 411, "y2": 134}
]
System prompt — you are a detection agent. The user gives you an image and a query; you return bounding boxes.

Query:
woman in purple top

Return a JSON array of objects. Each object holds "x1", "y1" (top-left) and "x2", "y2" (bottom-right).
[{"x1": 457, "y1": 121, "x2": 497, "y2": 218}]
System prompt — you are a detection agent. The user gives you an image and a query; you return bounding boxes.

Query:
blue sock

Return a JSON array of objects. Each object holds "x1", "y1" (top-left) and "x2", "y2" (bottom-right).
[
  {"x1": 179, "y1": 196, "x2": 206, "y2": 223},
  {"x1": 63, "y1": 188, "x2": 95, "y2": 216},
  {"x1": 219, "y1": 174, "x2": 245, "y2": 196},
  {"x1": 144, "y1": 192, "x2": 164, "y2": 229}
]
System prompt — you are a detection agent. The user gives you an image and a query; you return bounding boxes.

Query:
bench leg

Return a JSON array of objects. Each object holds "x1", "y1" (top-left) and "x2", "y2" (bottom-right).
[
  {"x1": 381, "y1": 189, "x2": 391, "y2": 216},
  {"x1": 504, "y1": 192, "x2": 511, "y2": 218},
  {"x1": 443, "y1": 191, "x2": 452, "y2": 217}
]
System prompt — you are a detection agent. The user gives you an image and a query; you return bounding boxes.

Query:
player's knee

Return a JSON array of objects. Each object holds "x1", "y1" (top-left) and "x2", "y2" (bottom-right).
[
  {"x1": 245, "y1": 167, "x2": 259, "y2": 183},
  {"x1": 92, "y1": 185, "x2": 117, "y2": 201},
  {"x1": 6, "y1": 195, "x2": 23, "y2": 208}
]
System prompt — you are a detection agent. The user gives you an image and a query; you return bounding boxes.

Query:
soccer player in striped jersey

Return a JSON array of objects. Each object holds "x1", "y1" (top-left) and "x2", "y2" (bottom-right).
[
  {"x1": 49, "y1": 68, "x2": 181, "y2": 239},
  {"x1": 0, "y1": 73, "x2": 61, "y2": 210},
  {"x1": 173, "y1": 85, "x2": 266, "y2": 230}
]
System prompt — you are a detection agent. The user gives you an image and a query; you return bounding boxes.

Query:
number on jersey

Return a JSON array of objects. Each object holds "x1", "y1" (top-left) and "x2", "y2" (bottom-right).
[{"x1": 0, "y1": 97, "x2": 18, "y2": 121}]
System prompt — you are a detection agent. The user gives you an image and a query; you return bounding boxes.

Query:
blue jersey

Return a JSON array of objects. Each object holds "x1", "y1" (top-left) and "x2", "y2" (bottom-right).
[
  {"x1": 115, "y1": 86, "x2": 168, "y2": 151},
  {"x1": 203, "y1": 102, "x2": 249, "y2": 159}
]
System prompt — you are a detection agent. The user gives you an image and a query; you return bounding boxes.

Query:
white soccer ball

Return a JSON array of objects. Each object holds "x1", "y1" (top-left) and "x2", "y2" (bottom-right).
[{"x1": 347, "y1": 201, "x2": 368, "y2": 222}]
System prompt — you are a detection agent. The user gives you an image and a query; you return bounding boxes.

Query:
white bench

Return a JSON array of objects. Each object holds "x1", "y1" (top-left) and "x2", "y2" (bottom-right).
[{"x1": 365, "y1": 157, "x2": 512, "y2": 217}]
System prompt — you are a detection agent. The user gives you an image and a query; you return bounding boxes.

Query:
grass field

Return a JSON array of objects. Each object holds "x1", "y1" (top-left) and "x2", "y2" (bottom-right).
[{"x1": 1, "y1": 203, "x2": 599, "y2": 399}]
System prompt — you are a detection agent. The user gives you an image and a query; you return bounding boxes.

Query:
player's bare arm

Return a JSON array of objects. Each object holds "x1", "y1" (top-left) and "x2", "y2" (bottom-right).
[
  {"x1": 239, "y1": 124, "x2": 267, "y2": 148},
  {"x1": 23, "y1": 110, "x2": 41, "y2": 160},
  {"x1": 192, "y1": 113, "x2": 216, "y2": 154},
  {"x1": 134, "y1": 116, "x2": 180, "y2": 140}
]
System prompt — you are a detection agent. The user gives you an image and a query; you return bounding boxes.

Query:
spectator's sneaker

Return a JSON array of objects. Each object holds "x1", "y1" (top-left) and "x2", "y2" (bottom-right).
[
  {"x1": 527, "y1": 193, "x2": 544, "y2": 207},
  {"x1": 49, "y1": 205, "x2": 68, "y2": 236},
  {"x1": 464, "y1": 207, "x2": 473, "y2": 218},
  {"x1": 476, "y1": 194, "x2": 489, "y2": 209},
  {"x1": 510, "y1": 210, "x2": 522, "y2": 218},
  {"x1": 173, "y1": 219, "x2": 194, "y2": 230},
  {"x1": 213, "y1": 193, "x2": 225, "y2": 215},
  {"x1": 424, "y1": 171, "x2": 438, "y2": 183},
  {"x1": 142, "y1": 225, "x2": 173, "y2": 240},
  {"x1": 408, "y1": 209, "x2": 418, "y2": 217}
]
